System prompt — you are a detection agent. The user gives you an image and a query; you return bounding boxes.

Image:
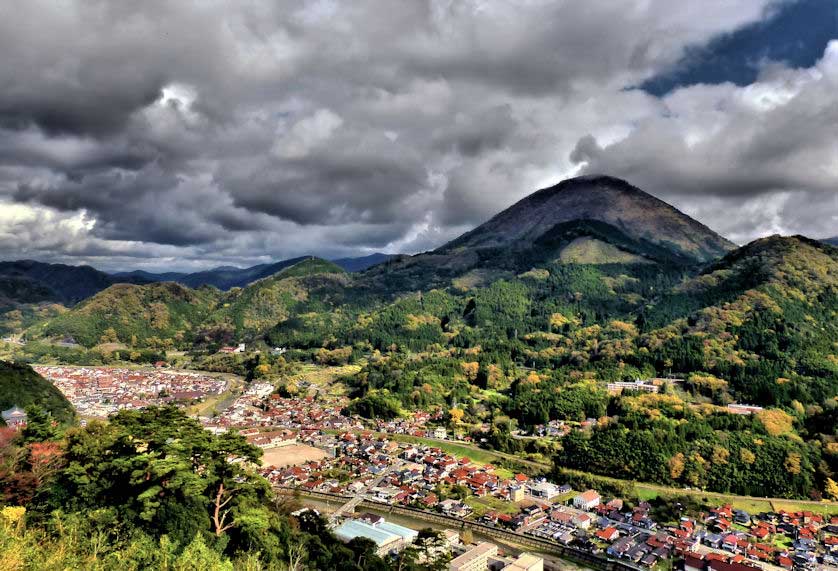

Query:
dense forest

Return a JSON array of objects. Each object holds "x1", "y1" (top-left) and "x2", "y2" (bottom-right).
[
  {"x1": 0, "y1": 405, "x2": 448, "y2": 570},
  {"x1": 6, "y1": 233, "x2": 838, "y2": 500}
]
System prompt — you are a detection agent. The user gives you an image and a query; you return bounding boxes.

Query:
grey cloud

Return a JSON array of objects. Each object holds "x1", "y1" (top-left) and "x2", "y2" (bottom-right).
[
  {"x1": 571, "y1": 42, "x2": 838, "y2": 243},
  {"x1": 0, "y1": 0, "x2": 797, "y2": 270}
]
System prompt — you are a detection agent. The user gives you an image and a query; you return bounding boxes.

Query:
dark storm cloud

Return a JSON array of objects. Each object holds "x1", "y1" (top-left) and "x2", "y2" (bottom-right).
[{"x1": 2, "y1": 0, "x2": 830, "y2": 270}]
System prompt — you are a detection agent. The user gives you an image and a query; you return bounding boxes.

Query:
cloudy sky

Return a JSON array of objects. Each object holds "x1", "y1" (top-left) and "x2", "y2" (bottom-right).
[{"x1": 0, "y1": 0, "x2": 836, "y2": 272}]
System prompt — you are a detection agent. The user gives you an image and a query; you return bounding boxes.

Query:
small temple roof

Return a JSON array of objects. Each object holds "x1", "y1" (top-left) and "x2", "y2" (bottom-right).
[{"x1": 1, "y1": 405, "x2": 27, "y2": 419}]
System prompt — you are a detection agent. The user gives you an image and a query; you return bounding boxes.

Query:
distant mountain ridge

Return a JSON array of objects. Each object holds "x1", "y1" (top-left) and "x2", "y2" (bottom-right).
[
  {"x1": 36, "y1": 257, "x2": 349, "y2": 347},
  {"x1": 113, "y1": 253, "x2": 394, "y2": 290},
  {"x1": 0, "y1": 259, "x2": 145, "y2": 306},
  {"x1": 0, "y1": 253, "x2": 394, "y2": 314}
]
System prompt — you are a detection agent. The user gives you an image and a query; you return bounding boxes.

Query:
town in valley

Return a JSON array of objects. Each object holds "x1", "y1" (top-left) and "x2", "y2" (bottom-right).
[{"x1": 19, "y1": 361, "x2": 838, "y2": 571}]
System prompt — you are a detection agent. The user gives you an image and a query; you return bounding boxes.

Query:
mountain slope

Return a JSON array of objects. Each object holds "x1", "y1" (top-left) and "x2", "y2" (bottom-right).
[
  {"x1": 332, "y1": 253, "x2": 394, "y2": 272},
  {"x1": 206, "y1": 258, "x2": 351, "y2": 338},
  {"x1": 112, "y1": 257, "x2": 309, "y2": 290},
  {"x1": 113, "y1": 254, "x2": 393, "y2": 291},
  {"x1": 0, "y1": 361, "x2": 75, "y2": 424},
  {"x1": 32, "y1": 258, "x2": 352, "y2": 348},
  {"x1": 440, "y1": 175, "x2": 734, "y2": 263},
  {"x1": 641, "y1": 235, "x2": 838, "y2": 404}
]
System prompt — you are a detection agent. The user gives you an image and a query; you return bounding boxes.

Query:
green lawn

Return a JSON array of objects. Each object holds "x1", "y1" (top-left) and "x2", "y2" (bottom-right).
[
  {"x1": 493, "y1": 468, "x2": 515, "y2": 480},
  {"x1": 465, "y1": 495, "x2": 520, "y2": 517},
  {"x1": 773, "y1": 535, "x2": 793, "y2": 550}
]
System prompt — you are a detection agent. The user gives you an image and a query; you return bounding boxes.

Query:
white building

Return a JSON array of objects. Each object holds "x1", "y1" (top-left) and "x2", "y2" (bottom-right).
[
  {"x1": 450, "y1": 542, "x2": 499, "y2": 571},
  {"x1": 572, "y1": 489, "x2": 601, "y2": 510},
  {"x1": 526, "y1": 481, "x2": 561, "y2": 500},
  {"x1": 1, "y1": 405, "x2": 26, "y2": 429}
]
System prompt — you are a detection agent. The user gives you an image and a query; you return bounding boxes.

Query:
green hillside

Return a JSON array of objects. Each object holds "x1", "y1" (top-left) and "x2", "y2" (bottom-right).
[
  {"x1": 0, "y1": 360, "x2": 74, "y2": 425},
  {"x1": 207, "y1": 257, "x2": 350, "y2": 338},
  {"x1": 639, "y1": 235, "x2": 838, "y2": 405},
  {"x1": 34, "y1": 282, "x2": 221, "y2": 348}
]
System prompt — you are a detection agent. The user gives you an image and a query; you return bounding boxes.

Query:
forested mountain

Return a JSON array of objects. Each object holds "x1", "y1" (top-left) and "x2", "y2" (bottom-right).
[
  {"x1": 0, "y1": 361, "x2": 74, "y2": 425},
  {"x1": 28, "y1": 258, "x2": 353, "y2": 349},
  {"x1": 638, "y1": 235, "x2": 838, "y2": 405},
  {"x1": 38, "y1": 282, "x2": 221, "y2": 348},
  {"x1": 199, "y1": 258, "x2": 351, "y2": 344},
  {"x1": 0, "y1": 260, "x2": 150, "y2": 335},
  {"x1": 331, "y1": 253, "x2": 394, "y2": 272},
  {"x1": 0, "y1": 260, "x2": 125, "y2": 305},
  {"x1": 112, "y1": 257, "x2": 310, "y2": 290},
  {"x1": 440, "y1": 175, "x2": 735, "y2": 263}
]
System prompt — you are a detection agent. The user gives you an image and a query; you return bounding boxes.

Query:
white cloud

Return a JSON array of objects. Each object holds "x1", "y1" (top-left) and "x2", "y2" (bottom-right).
[{"x1": 273, "y1": 109, "x2": 344, "y2": 159}]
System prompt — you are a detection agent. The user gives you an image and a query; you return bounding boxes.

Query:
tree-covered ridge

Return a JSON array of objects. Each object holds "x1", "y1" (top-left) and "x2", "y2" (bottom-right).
[
  {"x1": 12, "y1": 234, "x2": 838, "y2": 499},
  {"x1": 555, "y1": 392, "x2": 826, "y2": 499},
  {"x1": 0, "y1": 259, "x2": 124, "y2": 305},
  {"x1": 28, "y1": 258, "x2": 353, "y2": 349},
  {"x1": 0, "y1": 301, "x2": 66, "y2": 336},
  {"x1": 35, "y1": 282, "x2": 222, "y2": 348},
  {"x1": 0, "y1": 361, "x2": 74, "y2": 425},
  {"x1": 638, "y1": 236, "x2": 838, "y2": 405},
  {"x1": 206, "y1": 258, "x2": 350, "y2": 338}
]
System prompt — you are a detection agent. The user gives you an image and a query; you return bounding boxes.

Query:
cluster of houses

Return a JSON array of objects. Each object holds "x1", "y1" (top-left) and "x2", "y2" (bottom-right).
[
  {"x1": 262, "y1": 430, "x2": 838, "y2": 571},
  {"x1": 201, "y1": 380, "x2": 450, "y2": 441},
  {"x1": 201, "y1": 382, "x2": 363, "y2": 431},
  {"x1": 34, "y1": 363, "x2": 836, "y2": 571},
  {"x1": 35, "y1": 365, "x2": 228, "y2": 417},
  {"x1": 700, "y1": 504, "x2": 838, "y2": 569}
]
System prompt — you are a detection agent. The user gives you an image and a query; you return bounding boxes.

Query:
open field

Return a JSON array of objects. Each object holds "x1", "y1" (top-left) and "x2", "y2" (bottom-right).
[
  {"x1": 284, "y1": 363, "x2": 363, "y2": 396},
  {"x1": 388, "y1": 434, "x2": 513, "y2": 467},
  {"x1": 261, "y1": 444, "x2": 328, "y2": 468},
  {"x1": 466, "y1": 495, "x2": 521, "y2": 516}
]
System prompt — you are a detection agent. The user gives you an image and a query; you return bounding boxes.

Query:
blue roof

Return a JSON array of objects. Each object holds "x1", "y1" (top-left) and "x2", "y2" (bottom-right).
[
  {"x1": 377, "y1": 521, "x2": 418, "y2": 542},
  {"x1": 334, "y1": 520, "x2": 399, "y2": 547}
]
